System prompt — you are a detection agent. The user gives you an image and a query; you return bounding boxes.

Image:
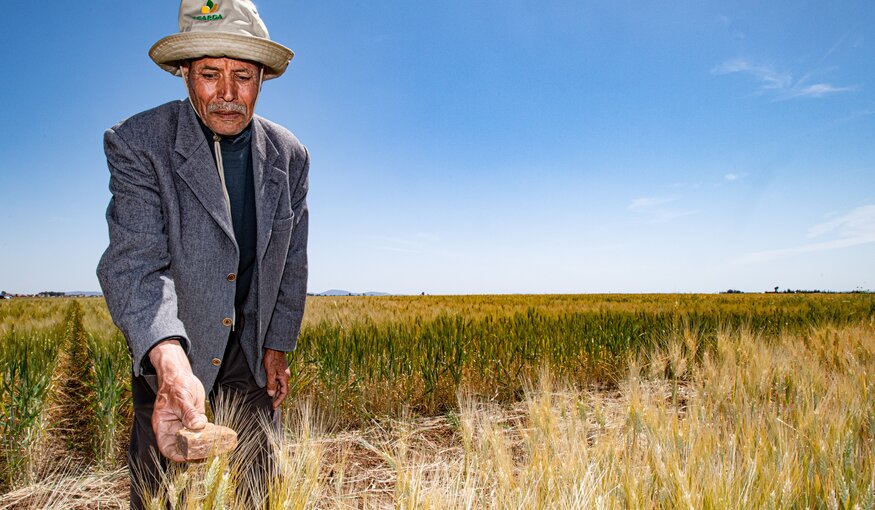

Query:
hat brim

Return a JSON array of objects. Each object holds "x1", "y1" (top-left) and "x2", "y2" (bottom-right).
[{"x1": 149, "y1": 32, "x2": 294, "y2": 80}]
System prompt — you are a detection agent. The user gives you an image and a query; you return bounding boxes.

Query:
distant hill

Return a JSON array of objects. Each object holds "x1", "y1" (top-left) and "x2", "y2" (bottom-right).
[
  {"x1": 317, "y1": 289, "x2": 352, "y2": 296},
  {"x1": 316, "y1": 289, "x2": 391, "y2": 297}
]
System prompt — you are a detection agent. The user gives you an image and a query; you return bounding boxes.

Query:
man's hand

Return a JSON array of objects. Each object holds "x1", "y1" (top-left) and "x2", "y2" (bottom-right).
[
  {"x1": 149, "y1": 339, "x2": 208, "y2": 462},
  {"x1": 263, "y1": 349, "x2": 291, "y2": 409}
]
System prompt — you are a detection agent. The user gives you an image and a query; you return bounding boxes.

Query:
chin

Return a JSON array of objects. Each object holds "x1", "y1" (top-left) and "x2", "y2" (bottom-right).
[{"x1": 209, "y1": 123, "x2": 244, "y2": 136}]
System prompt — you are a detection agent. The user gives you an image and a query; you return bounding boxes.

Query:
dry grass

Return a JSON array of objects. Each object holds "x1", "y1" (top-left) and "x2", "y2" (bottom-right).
[
  {"x1": 4, "y1": 320, "x2": 868, "y2": 508},
  {"x1": 0, "y1": 467, "x2": 127, "y2": 509},
  {"x1": 2, "y1": 297, "x2": 873, "y2": 508}
]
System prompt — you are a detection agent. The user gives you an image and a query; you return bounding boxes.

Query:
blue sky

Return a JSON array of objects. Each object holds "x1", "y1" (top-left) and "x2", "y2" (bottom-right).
[{"x1": 1, "y1": 1, "x2": 874, "y2": 294}]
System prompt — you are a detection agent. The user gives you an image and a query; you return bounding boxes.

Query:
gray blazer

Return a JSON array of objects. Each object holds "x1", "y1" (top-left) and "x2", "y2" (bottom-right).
[{"x1": 97, "y1": 100, "x2": 308, "y2": 391}]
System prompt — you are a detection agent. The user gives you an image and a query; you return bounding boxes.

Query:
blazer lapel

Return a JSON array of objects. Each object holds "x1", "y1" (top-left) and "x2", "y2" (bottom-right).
[
  {"x1": 172, "y1": 101, "x2": 236, "y2": 244},
  {"x1": 251, "y1": 117, "x2": 285, "y2": 262}
]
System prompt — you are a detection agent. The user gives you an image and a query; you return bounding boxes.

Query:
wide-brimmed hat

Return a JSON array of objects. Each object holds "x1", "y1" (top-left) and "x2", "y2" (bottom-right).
[{"x1": 149, "y1": 0, "x2": 294, "y2": 80}]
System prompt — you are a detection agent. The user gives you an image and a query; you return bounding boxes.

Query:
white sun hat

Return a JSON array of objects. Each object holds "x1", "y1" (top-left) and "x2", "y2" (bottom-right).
[{"x1": 149, "y1": 0, "x2": 294, "y2": 80}]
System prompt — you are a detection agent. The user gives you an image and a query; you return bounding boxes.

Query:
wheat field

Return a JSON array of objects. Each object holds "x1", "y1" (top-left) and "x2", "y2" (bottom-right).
[{"x1": 0, "y1": 294, "x2": 873, "y2": 508}]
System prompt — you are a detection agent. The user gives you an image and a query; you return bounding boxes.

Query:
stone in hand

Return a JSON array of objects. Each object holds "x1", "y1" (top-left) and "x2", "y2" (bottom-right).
[{"x1": 175, "y1": 423, "x2": 238, "y2": 461}]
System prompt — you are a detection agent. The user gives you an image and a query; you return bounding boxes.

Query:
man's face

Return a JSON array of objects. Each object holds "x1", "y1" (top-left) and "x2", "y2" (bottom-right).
[{"x1": 183, "y1": 57, "x2": 261, "y2": 136}]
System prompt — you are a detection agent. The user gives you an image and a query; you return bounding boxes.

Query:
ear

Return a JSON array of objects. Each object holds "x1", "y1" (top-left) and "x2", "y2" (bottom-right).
[{"x1": 181, "y1": 61, "x2": 196, "y2": 109}]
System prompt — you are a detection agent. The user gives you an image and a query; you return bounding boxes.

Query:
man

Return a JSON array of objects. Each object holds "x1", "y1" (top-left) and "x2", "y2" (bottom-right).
[{"x1": 96, "y1": 1, "x2": 307, "y2": 506}]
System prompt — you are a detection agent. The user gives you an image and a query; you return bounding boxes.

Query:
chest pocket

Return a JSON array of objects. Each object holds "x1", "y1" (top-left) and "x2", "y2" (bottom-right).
[{"x1": 272, "y1": 213, "x2": 294, "y2": 232}]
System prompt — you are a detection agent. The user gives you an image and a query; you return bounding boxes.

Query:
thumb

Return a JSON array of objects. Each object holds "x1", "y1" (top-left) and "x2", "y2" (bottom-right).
[
  {"x1": 266, "y1": 375, "x2": 277, "y2": 397},
  {"x1": 181, "y1": 404, "x2": 207, "y2": 430}
]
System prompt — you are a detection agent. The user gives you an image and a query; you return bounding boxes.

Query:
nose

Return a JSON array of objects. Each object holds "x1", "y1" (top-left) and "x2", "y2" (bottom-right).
[{"x1": 217, "y1": 76, "x2": 237, "y2": 102}]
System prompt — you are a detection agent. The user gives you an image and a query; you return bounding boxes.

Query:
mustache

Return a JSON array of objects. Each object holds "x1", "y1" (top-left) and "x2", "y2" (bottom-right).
[{"x1": 207, "y1": 101, "x2": 247, "y2": 114}]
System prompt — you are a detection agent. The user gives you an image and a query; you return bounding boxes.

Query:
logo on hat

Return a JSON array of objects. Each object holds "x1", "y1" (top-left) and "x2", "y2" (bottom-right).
[
  {"x1": 201, "y1": 1, "x2": 219, "y2": 14},
  {"x1": 194, "y1": 0, "x2": 223, "y2": 20}
]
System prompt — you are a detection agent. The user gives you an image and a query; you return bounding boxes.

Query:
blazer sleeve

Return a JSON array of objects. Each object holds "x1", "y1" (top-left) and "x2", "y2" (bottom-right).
[
  {"x1": 262, "y1": 146, "x2": 309, "y2": 352},
  {"x1": 96, "y1": 127, "x2": 191, "y2": 376}
]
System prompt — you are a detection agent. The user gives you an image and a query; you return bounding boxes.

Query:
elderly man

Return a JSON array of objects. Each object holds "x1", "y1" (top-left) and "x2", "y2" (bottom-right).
[{"x1": 96, "y1": 0, "x2": 307, "y2": 506}]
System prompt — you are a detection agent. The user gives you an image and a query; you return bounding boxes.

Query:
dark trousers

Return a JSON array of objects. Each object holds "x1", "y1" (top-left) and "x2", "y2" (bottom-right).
[{"x1": 128, "y1": 325, "x2": 279, "y2": 509}]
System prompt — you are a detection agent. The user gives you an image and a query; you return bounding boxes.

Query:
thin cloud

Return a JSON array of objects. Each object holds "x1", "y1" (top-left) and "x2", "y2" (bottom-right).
[
  {"x1": 819, "y1": 35, "x2": 847, "y2": 63},
  {"x1": 741, "y1": 205, "x2": 875, "y2": 263},
  {"x1": 724, "y1": 173, "x2": 739, "y2": 182},
  {"x1": 781, "y1": 83, "x2": 857, "y2": 100},
  {"x1": 808, "y1": 205, "x2": 875, "y2": 239},
  {"x1": 719, "y1": 15, "x2": 748, "y2": 42},
  {"x1": 741, "y1": 236, "x2": 875, "y2": 264},
  {"x1": 832, "y1": 107, "x2": 875, "y2": 125},
  {"x1": 712, "y1": 57, "x2": 855, "y2": 100},
  {"x1": 712, "y1": 58, "x2": 791, "y2": 91}
]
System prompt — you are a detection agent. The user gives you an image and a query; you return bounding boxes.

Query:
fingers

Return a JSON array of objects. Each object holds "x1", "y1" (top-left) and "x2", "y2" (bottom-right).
[
  {"x1": 153, "y1": 407, "x2": 186, "y2": 462},
  {"x1": 272, "y1": 370, "x2": 290, "y2": 409},
  {"x1": 266, "y1": 371, "x2": 277, "y2": 399},
  {"x1": 264, "y1": 349, "x2": 291, "y2": 409}
]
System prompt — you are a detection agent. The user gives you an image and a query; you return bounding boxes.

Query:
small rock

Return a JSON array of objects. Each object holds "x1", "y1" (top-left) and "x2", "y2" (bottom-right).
[{"x1": 176, "y1": 423, "x2": 238, "y2": 461}]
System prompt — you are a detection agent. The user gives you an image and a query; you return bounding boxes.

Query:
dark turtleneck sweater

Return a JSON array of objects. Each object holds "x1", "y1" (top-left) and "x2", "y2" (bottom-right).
[{"x1": 198, "y1": 118, "x2": 257, "y2": 313}]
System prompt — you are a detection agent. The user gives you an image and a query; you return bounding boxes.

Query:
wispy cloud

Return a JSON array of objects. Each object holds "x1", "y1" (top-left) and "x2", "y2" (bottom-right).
[
  {"x1": 832, "y1": 106, "x2": 875, "y2": 125},
  {"x1": 717, "y1": 15, "x2": 747, "y2": 42},
  {"x1": 724, "y1": 173, "x2": 739, "y2": 182},
  {"x1": 817, "y1": 34, "x2": 847, "y2": 65},
  {"x1": 741, "y1": 205, "x2": 875, "y2": 263},
  {"x1": 712, "y1": 57, "x2": 856, "y2": 100},
  {"x1": 807, "y1": 205, "x2": 875, "y2": 239},
  {"x1": 782, "y1": 83, "x2": 857, "y2": 100},
  {"x1": 712, "y1": 58, "x2": 791, "y2": 91}
]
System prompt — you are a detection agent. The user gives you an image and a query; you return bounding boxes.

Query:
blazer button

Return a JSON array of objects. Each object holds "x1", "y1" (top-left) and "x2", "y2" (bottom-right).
[
  {"x1": 227, "y1": 273, "x2": 237, "y2": 282},
  {"x1": 222, "y1": 317, "x2": 233, "y2": 327},
  {"x1": 211, "y1": 358, "x2": 222, "y2": 366}
]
